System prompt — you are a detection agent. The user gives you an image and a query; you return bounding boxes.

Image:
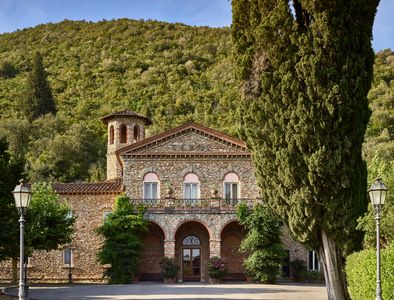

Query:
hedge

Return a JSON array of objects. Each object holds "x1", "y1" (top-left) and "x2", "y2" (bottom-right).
[{"x1": 345, "y1": 244, "x2": 394, "y2": 300}]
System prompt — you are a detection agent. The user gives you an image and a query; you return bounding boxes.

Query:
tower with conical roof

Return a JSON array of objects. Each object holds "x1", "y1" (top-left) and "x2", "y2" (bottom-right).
[{"x1": 101, "y1": 110, "x2": 152, "y2": 179}]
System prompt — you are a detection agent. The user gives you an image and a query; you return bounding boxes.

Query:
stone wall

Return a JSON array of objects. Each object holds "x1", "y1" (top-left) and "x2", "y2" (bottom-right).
[
  {"x1": 0, "y1": 193, "x2": 117, "y2": 283},
  {"x1": 123, "y1": 158, "x2": 259, "y2": 200}
]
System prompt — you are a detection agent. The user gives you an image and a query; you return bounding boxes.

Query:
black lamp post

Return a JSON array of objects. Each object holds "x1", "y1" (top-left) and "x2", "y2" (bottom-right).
[
  {"x1": 368, "y1": 178, "x2": 388, "y2": 300},
  {"x1": 12, "y1": 180, "x2": 32, "y2": 300}
]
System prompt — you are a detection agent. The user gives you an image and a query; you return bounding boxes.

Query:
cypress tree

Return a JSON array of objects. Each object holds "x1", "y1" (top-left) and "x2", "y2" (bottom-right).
[
  {"x1": 232, "y1": 1, "x2": 379, "y2": 299},
  {"x1": 20, "y1": 52, "x2": 56, "y2": 121}
]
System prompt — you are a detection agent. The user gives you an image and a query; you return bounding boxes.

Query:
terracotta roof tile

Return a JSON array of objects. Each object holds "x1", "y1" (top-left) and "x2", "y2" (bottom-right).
[
  {"x1": 53, "y1": 178, "x2": 123, "y2": 195},
  {"x1": 101, "y1": 110, "x2": 152, "y2": 125}
]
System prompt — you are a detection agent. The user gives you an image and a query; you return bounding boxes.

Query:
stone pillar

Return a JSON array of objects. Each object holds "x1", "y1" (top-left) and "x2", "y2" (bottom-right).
[
  {"x1": 164, "y1": 239, "x2": 176, "y2": 258},
  {"x1": 209, "y1": 239, "x2": 221, "y2": 258}
]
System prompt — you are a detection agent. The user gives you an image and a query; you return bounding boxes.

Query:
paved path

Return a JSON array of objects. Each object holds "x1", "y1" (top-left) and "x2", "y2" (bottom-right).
[{"x1": 7, "y1": 283, "x2": 327, "y2": 300}]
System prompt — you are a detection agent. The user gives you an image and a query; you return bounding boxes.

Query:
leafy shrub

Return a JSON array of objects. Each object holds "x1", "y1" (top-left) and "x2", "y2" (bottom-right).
[
  {"x1": 305, "y1": 270, "x2": 324, "y2": 282},
  {"x1": 346, "y1": 244, "x2": 394, "y2": 300},
  {"x1": 160, "y1": 257, "x2": 179, "y2": 279},
  {"x1": 290, "y1": 259, "x2": 307, "y2": 282},
  {"x1": 237, "y1": 203, "x2": 286, "y2": 283},
  {"x1": 96, "y1": 195, "x2": 148, "y2": 283},
  {"x1": 207, "y1": 257, "x2": 228, "y2": 279}
]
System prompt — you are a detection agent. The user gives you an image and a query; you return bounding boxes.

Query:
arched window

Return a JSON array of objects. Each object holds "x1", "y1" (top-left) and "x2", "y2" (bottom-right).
[
  {"x1": 109, "y1": 125, "x2": 114, "y2": 145},
  {"x1": 134, "y1": 125, "x2": 140, "y2": 142},
  {"x1": 223, "y1": 172, "x2": 240, "y2": 205},
  {"x1": 120, "y1": 125, "x2": 127, "y2": 143},
  {"x1": 143, "y1": 172, "x2": 159, "y2": 204},
  {"x1": 182, "y1": 235, "x2": 201, "y2": 246},
  {"x1": 184, "y1": 173, "x2": 199, "y2": 205}
]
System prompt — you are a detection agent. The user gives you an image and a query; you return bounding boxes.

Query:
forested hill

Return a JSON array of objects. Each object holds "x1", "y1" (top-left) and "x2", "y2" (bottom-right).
[
  {"x1": 0, "y1": 19, "x2": 237, "y2": 133},
  {"x1": 0, "y1": 19, "x2": 392, "y2": 183},
  {"x1": 0, "y1": 19, "x2": 238, "y2": 182}
]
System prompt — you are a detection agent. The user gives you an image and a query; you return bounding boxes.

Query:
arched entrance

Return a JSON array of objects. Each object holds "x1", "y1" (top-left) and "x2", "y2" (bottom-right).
[
  {"x1": 175, "y1": 221, "x2": 210, "y2": 282},
  {"x1": 220, "y1": 221, "x2": 247, "y2": 281},
  {"x1": 139, "y1": 222, "x2": 165, "y2": 281}
]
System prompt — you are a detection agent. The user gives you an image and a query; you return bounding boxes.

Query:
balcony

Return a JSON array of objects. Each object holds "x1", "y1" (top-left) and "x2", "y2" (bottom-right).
[{"x1": 129, "y1": 198, "x2": 260, "y2": 211}]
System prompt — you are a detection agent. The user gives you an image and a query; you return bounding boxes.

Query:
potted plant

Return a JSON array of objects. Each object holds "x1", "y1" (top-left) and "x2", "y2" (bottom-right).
[
  {"x1": 161, "y1": 257, "x2": 179, "y2": 283},
  {"x1": 207, "y1": 256, "x2": 228, "y2": 284}
]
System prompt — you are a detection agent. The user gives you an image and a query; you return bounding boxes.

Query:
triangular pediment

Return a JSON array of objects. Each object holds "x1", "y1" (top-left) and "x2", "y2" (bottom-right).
[{"x1": 117, "y1": 123, "x2": 250, "y2": 157}]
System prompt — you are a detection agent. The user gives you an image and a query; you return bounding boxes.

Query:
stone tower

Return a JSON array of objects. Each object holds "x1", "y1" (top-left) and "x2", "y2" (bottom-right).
[{"x1": 101, "y1": 110, "x2": 152, "y2": 180}]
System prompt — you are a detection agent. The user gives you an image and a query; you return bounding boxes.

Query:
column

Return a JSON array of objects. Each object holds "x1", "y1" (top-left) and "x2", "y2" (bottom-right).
[
  {"x1": 209, "y1": 239, "x2": 221, "y2": 258},
  {"x1": 164, "y1": 239, "x2": 176, "y2": 258}
]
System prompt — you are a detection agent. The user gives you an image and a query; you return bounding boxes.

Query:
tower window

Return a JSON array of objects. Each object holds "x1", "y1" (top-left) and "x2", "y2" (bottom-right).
[
  {"x1": 134, "y1": 125, "x2": 140, "y2": 142},
  {"x1": 109, "y1": 125, "x2": 114, "y2": 145},
  {"x1": 120, "y1": 125, "x2": 127, "y2": 143}
]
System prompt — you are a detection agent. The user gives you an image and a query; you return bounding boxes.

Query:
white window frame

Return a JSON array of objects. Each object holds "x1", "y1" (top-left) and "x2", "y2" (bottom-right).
[
  {"x1": 63, "y1": 248, "x2": 74, "y2": 267},
  {"x1": 308, "y1": 250, "x2": 320, "y2": 271},
  {"x1": 183, "y1": 173, "x2": 200, "y2": 205},
  {"x1": 26, "y1": 256, "x2": 33, "y2": 268},
  {"x1": 223, "y1": 173, "x2": 240, "y2": 205},
  {"x1": 143, "y1": 173, "x2": 160, "y2": 205},
  {"x1": 103, "y1": 210, "x2": 112, "y2": 222}
]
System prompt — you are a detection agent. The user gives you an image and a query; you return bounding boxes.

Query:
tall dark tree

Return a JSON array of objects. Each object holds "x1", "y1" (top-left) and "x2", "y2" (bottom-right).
[
  {"x1": 20, "y1": 52, "x2": 56, "y2": 121},
  {"x1": 0, "y1": 138, "x2": 21, "y2": 263},
  {"x1": 232, "y1": 1, "x2": 379, "y2": 299}
]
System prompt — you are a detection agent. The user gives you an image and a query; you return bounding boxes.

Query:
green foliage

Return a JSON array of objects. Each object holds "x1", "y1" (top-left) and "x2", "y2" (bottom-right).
[
  {"x1": 289, "y1": 259, "x2": 307, "y2": 281},
  {"x1": 232, "y1": 0, "x2": 378, "y2": 253},
  {"x1": 0, "y1": 60, "x2": 18, "y2": 78},
  {"x1": 96, "y1": 195, "x2": 148, "y2": 283},
  {"x1": 345, "y1": 244, "x2": 394, "y2": 300},
  {"x1": 0, "y1": 19, "x2": 239, "y2": 182},
  {"x1": 358, "y1": 50, "x2": 394, "y2": 248},
  {"x1": 207, "y1": 256, "x2": 228, "y2": 279},
  {"x1": 237, "y1": 203, "x2": 285, "y2": 283},
  {"x1": 19, "y1": 51, "x2": 56, "y2": 121},
  {"x1": 0, "y1": 138, "x2": 22, "y2": 260},
  {"x1": 25, "y1": 182, "x2": 75, "y2": 253},
  {"x1": 160, "y1": 257, "x2": 180, "y2": 279},
  {"x1": 0, "y1": 142, "x2": 75, "y2": 261},
  {"x1": 357, "y1": 157, "x2": 394, "y2": 248}
]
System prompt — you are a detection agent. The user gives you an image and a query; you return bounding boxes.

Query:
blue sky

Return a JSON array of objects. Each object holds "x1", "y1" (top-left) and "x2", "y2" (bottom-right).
[{"x1": 0, "y1": 0, "x2": 392, "y2": 51}]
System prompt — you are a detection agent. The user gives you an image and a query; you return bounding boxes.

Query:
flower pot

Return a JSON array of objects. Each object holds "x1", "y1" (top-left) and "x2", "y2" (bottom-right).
[
  {"x1": 209, "y1": 277, "x2": 222, "y2": 284},
  {"x1": 164, "y1": 277, "x2": 177, "y2": 284}
]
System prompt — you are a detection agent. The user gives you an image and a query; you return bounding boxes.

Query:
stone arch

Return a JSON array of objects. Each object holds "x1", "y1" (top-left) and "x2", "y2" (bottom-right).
[
  {"x1": 219, "y1": 165, "x2": 242, "y2": 180},
  {"x1": 173, "y1": 219, "x2": 211, "y2": 240},
  {"x1": 139, "y1": 221, "x2": 165, "y2": 281},
  {"x1": 220, "y1": 220, "x2": 247, "y2": 281},
  {"x1": 175, "y1": 220, "x2": 210, "y2": 282},
  {"x1": 180, "y1": 165, "x2": 205, "y2": 181}
]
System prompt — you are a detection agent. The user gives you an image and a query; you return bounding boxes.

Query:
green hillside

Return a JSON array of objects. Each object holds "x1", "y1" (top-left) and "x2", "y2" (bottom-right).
[
  {"x1": 0, "y1": 19, "x2": 392, "y2": 183},
  {"x1": 0, "y1": 19, "x2": 238, "y2": 182}
]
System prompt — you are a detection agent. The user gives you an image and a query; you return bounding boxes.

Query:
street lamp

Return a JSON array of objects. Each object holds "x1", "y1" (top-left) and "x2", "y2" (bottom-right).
[
  {"x1": 13, "y1": 179, "x2": 32, "y2": 300},
  {"x1": 368, "y1": 178, "x2": 388, "y2": 300}
]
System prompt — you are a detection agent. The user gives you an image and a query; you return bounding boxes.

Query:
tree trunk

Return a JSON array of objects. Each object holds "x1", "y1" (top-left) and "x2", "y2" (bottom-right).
[
  {"x1": 318, "y1": 230, "x2": 350, "y2": 300},
  {"x1": 12, "y1": 257, "x2": 17, "y2": 284}
]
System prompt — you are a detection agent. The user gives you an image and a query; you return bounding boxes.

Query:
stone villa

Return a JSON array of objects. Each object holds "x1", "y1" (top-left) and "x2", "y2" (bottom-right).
[{"x1": 0, "y1": 110, "x2": 317, "y2": 283}]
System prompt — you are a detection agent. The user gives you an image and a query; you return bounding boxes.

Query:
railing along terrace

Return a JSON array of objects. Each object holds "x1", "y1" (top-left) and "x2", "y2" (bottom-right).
[{"x1": 129, "y1": 198, "x2": 260, "y2": 210}]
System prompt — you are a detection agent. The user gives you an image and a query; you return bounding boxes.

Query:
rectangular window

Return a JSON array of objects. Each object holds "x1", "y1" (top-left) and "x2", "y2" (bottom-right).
[
  {"x1": 63, "y1": 249, "x2": 73, "y2": 266},
  {"x1": 224, "y1": 183, "x2": 238, "y2": 205},
  {"x1": 184, "y1": 183, "x2": 198, "y2": 205},
  {"x1": 144, "y1": 182, "x2": 158, "y2": 204},
  {"x1": 308, "y1": 251, "x2": 319, "y2": 271},
  {"x1": 103, "y1": 211, "x2": 111, "y2": 222}
]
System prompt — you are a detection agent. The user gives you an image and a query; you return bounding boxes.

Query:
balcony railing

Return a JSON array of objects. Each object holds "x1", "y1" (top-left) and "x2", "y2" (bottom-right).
[{"x1": 129, "y1": 198, "x2": 260, "y2": 210}]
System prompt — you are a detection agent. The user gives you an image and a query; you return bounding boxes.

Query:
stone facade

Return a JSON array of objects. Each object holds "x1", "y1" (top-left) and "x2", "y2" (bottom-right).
[{"x1": 0, "y1": 112, "x2": 312, "y2": 284}]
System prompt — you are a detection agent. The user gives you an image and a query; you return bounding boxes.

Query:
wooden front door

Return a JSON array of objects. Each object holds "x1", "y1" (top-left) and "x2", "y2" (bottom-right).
[{"x1": 182, "y1": 248, "x2": 201, "y2": 281}]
